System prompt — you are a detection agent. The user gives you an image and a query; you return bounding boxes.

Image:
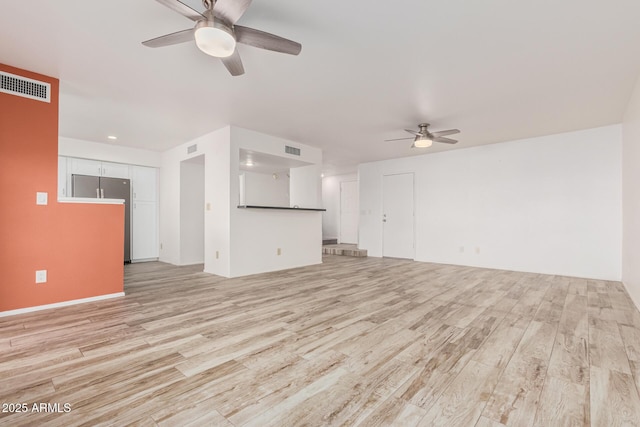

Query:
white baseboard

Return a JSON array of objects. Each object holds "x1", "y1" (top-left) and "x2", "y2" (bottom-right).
[
  {"x1": 131, "y1": 258, "x2": 159, "y2": 263},
  {"x1": 0, "y1": 292, "x2": 126, "y2": 318}
]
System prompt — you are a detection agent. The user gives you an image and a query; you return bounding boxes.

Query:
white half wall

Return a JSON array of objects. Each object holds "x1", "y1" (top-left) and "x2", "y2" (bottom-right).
[
  {"x1": 623, "y1": 74, "x2": 640, "y2": 308},
  {"x1": 322, "y1": 173, "x2": 358, "y2": 240},
  {"x1": 230, "y1": 127, "x2": 323, "y2": 277},
  {"x1": 359, "y1": 125, "x2": 622, "y2": 281},
  {"x1": 59, "y1": 137, "x2": 161, "y2": 167},
  {"x1": 231, "y1": 209, "x2": 322, "y2": 275}
]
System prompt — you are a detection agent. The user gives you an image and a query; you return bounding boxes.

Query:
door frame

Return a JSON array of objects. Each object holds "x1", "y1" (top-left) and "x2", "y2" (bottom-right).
[{"x1": 382, "y1": 172, "x2": 415, "y2": 259}]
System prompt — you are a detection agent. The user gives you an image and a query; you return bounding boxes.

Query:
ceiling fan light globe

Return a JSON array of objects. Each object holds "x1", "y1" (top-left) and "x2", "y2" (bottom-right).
[
  {"x1": 414, "y1": 135, "x2": 432, "y2": 148},
  {"x1": 195, "y1": 21, "x2": 236, "y2": 58}
]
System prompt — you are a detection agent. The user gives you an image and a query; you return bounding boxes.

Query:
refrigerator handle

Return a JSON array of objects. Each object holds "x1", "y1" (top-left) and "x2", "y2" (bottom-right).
[
  {"x1": 96, "y1": 188, "x2": 100, "y2": 198},
  {"x1": 101, "y1": 188, "x2": 105, "y2": 199}
]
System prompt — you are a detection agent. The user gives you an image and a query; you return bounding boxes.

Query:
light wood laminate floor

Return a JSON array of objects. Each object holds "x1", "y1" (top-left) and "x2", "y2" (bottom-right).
[{"x1": 2, "y1": 256, "x2": 640, "y2": 426}]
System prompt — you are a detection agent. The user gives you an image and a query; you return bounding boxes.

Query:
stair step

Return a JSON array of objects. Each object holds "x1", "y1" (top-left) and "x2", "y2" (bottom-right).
[{"x1": 322, "y1": 245, "x2": 367, "y2": 258}]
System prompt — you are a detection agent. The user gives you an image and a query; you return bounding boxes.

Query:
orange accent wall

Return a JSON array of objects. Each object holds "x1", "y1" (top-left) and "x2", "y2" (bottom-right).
[{"x1": 0, "y1": 64, "x2": 124, "y2": 313}]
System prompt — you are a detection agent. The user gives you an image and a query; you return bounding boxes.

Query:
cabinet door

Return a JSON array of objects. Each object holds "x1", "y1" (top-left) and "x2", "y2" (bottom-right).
[
  {"x1": 132, "y1": 166, "x2": 157, "y2": 201},
  {"x1": 132, "y1": 200, "x2": 158, "y2": 260},
  {"x1": 69, "y1": 158, "x2": 102, "y2": 177},
  {"x1": 101, "y1": 161, "x2": 130, "y2": 179},
  {"x1": 57, "y1": 157, "x2": 68, "y2": 198}
]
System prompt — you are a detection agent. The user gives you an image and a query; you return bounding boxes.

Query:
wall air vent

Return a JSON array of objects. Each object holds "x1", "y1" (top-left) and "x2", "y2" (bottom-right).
[
  {"x1": 187, "y1": 144, "x2": 198, "y2": 154},
  {"x1": 0, "y1": 71, "x2": 51, "y2": 103},
  {"x1": 285, "y1": 145, "x2": 301, "y2": 156}
]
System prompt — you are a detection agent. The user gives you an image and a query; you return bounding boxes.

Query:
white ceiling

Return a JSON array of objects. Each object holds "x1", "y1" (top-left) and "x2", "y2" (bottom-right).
[{"x1": 2, "y1": 0, "x2": 640, "y2": 174}]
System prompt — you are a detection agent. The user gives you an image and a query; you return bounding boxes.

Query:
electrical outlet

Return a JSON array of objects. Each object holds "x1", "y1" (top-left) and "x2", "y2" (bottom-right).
[
  {"x1": 277, "y1": 248, "x2": 282, "y2": 256},
  {"x1": 206, "y1": 203, "x2": 211, "y2": 211},
  {"x1": 216, "y1": 251, "x2": 219, "y2": 259},
  {"x1": 35, "y1": 270, "x2": 47, "y2": 283},
  {"x1": 160, "y1": 243, "x2": 163, "y2": 250},
  {"x1": 475, "y1": 247, "x2": 481, "y2": 255}
]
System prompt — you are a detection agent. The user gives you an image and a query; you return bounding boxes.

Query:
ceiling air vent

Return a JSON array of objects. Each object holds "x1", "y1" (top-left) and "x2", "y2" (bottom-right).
[
  {"x1": 187, "y1": 144, "x2": 198, "y2": 154},
  {"x1": 285, "y1": 145, "x2": 301, "y2": 156},
  {"x1": 0, "y1": 71, "x2": 51, "y2": 103}
]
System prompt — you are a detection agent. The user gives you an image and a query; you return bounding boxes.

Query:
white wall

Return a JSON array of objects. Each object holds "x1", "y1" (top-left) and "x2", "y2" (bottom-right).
[
  {"x1": 290, "y1": 164, "x2": 322, "y2": 208},
  {"x1": 623, "y1": 75, "x2": 640, "y2": 307},
  {"x1": 242, "y1": 171, "x2": 290, "y2": 207},
  {"x1": 160, "y1": 126, "x2": 322, "y2": 278},
  {"x1": 322, "y1": 173, "x2": 358, "y2": 240},
  {"x1": 180, "y1": 157, "x2": 205, "y2": 265},
  {"x1": 59, "y1": 137, "x2": 161, "y2": 167},
  {"x1": 160, "y1": 127, "x2": 231, "y2": 276},
  {"x1": 359, "y1": 125, "x2": 622, "y2": 281}
]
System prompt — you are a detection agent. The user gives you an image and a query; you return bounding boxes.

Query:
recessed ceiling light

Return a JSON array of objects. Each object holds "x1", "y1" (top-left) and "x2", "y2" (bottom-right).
[{"x1": 107, "y1": 135, "x2": 117, "y2": 140}]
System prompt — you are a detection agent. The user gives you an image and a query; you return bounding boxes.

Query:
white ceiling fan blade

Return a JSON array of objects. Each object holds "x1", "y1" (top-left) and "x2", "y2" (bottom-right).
[
  {"x1": 433, "y1": 136, "x2": 458, "y2": 144},
  {"x1": 431, "y1": 129, "x2": 460, "y2": 138},
  {"x1": 404, "y1": 129, "x2": 421, "y2": 136},
  {"x1": 214, "y1": 0, "x2": 253, "y2": 25},
  {"x1": 235, "y1": 26, "x2": 302, "y2": 55},
  {"x1": 142, "y1": 29, "x2": 194, "y2": 48},
  {"x1": 221, "y1": 49, "x2": 245, "y2": 76},
  {"x1": 155, "y1": 0, "x2": 205, "y2": 21}
]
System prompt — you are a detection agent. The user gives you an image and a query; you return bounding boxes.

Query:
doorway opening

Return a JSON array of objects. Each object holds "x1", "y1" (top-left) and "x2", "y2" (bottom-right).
[
  {"x1": 180, "y1": 155, "x2": 205, "y2": 265},
  {"x1": 339, "y1": 180, "x2": 359, "y2": 244}
]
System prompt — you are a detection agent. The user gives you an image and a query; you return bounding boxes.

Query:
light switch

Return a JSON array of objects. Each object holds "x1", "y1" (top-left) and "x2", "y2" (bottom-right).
[
  {"x1": 35, "y1": 270, "x2": 47, "y2": 283},
  {"x1": 206, "y1": 203, "x2": 211, "y2": 211},
  {"x1": 36, "y1": 192, "x2": 48, "y2": 205}
]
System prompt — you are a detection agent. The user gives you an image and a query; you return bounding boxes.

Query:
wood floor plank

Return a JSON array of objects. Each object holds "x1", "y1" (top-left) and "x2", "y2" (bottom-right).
[
  {"x1": 547, "y1": 290, "x2": 589, "y2": 386},
  {"x1": 240, "y1": 365, "x2": 348, "y2": 427},
  {"x1": 0, "y1": 257, "x2": 639, "y2": 426},
  {"x1": 481, "y1": 320, "x2": 557, "y2": 426},
  {"x1": 154, "y1": 396, "x2": 230, "y2": 427},
  {"x1": 472, "y1": 321, "x2": 526, "y2": 369},
  {"x1": 419, "y1": 361, "x2": 500, "y2": 426},
  {"x1": 589, "y1": 319, "x2": 632, "y2": 374},
  {"x1": 533, "y1": 377, "x2": 589, "y2": 426},
  {"x1": 590, "y1": 366, "x2": 640, "y2": 426},
  {"x1": 619, "y1": 323, "x2": 640, "y2": 362}
]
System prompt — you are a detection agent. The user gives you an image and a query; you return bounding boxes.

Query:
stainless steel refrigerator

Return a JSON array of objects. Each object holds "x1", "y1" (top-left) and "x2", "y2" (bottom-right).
[{"x1": 71, "y1": 174, "x2": 131, "y2": 263}]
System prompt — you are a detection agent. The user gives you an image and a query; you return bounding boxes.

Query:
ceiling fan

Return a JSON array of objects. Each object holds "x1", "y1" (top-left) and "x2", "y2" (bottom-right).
[
  {"x1": 386, "y1": 123, "x2": 460, "y2": 148},
  {"x1": 142, "y1": 0, "x2": 302, "y2": 76}
]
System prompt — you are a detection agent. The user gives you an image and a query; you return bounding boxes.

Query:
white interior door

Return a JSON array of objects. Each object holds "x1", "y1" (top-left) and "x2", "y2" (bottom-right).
[
  {"x1": 383, "y1": 173, "x2": 414, "y2": 259},
  {"x1": 339, "y1": 180, "x2": 359, "y2": 244}
]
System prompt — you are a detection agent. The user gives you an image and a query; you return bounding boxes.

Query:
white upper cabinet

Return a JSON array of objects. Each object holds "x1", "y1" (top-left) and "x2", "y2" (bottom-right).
[
  {"x1": 69, "y1": 158, "x2": 102, "y2": 177},
  {"x1": 68, "y1": 158, "x2": 130, "y2": 178},
  {"x1": 101, "y1": 161, "x2": 130, "y2": 179},
  {"x1": 131, "y1": 166, "x2": 157, "y2": 201}
]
